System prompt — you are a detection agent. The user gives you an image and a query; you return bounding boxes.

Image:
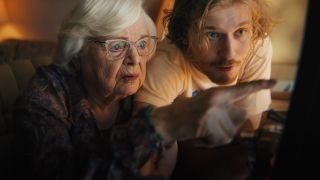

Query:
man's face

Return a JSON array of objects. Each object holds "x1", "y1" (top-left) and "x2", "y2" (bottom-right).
[{"x1": 192, "y1": 3, "x2": 253, "y2": 85}]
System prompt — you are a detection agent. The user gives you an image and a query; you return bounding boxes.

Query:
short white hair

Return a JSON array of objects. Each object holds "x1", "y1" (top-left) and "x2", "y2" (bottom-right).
[{"x1": 54, "y1": 0, "x2": 156, "y2": 65}]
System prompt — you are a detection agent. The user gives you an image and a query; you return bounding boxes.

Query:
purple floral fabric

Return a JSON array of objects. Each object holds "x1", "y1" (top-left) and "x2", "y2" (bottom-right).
[{"x1": 12, "y1": 63, "x2": 164, "y2": 180}]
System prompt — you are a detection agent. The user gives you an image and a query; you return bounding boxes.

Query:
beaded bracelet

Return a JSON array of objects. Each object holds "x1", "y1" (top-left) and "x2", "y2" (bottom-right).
[
  {"x1": 141, "y1": 105, "x2": 164, "y2": 140},
  {"x1": 139, "y1": 106, "x2": 175, "y2": 150}
]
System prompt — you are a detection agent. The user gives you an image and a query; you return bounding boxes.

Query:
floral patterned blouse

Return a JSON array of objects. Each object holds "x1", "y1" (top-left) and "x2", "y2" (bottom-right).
[{"x1": 12, "y1": 63, "x2": 164, "y2": 180}]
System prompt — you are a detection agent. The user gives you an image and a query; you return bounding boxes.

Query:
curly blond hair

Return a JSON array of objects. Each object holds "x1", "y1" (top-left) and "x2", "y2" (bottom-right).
[{"x1": 164, "y1": 0, "x2": 276, "y2": 58}]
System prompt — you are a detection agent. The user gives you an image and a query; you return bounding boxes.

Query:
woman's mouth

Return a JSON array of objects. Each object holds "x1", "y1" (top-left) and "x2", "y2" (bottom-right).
[{"x1": 122, "y1": 74, "x2": 139, "y2": 83}]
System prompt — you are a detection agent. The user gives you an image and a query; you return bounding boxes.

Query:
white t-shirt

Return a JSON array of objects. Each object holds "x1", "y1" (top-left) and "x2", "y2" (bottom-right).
[{"x1": 135, "y1": 37, "x2": 273, "y2": 116}]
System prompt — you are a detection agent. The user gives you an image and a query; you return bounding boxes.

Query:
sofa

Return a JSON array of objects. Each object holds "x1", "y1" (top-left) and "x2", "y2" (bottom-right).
[{"x1": 0, "y1": 39, "x2": 56, "y2": 176}]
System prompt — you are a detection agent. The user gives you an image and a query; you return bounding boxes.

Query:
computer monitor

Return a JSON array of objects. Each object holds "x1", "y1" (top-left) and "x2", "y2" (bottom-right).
[{"x1": 270, "y1": 0, "x2": 320, "y2": 179}]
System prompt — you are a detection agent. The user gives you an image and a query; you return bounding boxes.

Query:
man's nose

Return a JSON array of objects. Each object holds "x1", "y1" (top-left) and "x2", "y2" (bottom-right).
[{"x1": 219, "y1": 37, "x2": 237, "y2": 60}]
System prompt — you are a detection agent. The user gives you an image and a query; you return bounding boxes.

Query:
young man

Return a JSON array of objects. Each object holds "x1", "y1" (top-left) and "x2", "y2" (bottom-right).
[{"x1": 136, "y1": 0, "x2": 276, "y2": 179}]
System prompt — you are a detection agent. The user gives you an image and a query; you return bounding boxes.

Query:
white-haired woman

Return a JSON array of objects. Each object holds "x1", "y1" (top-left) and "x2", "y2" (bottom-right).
[
  {"x1": 12, "y1": 0, "x2": 275, "y2": 179},
  {"x1": 13, "y1": 0, "x2": 160, "y2": 179}
]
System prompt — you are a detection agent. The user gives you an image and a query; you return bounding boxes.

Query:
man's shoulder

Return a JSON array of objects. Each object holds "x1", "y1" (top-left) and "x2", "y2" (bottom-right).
[
  {"x1": 243, "y1": 36, "x2": 273, "y2": 67},
  {"x1": 253, "y1": 37, "x2": 272, "y2": 57},
  {"x1": 153, "y1": 38, "x2": 188, "y2": 66}
]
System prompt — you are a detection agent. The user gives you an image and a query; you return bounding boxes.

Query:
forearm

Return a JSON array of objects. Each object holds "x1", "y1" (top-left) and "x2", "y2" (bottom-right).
[
  {"x1": 240, "y1": 113, "x2": 263, "y2": 132},
  {"x1": 150, "y1": 106, "x2": 179, "y2": 180},
  {"x1": 110, "y1": 106, "x2": 165, "y2": 179},
  {"x1": 134, "y1": 103, "x2": 178, "y2": 179},
  {"x1": 134, "y1": 101, "x2": 175, "y2": 145},
  {"x1": 150, "y1": 106, "x2": 175, "y2": 144}
]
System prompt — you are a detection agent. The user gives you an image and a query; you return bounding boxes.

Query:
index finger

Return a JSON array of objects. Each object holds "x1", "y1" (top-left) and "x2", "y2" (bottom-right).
[{"x1": 222, "y1": 79, "x2": 277, "y2": 103}]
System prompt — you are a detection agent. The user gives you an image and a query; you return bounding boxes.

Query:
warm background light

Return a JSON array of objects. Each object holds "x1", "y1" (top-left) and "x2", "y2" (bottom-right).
[
  {"x1": 270, "y1": 0, "x2": 308, "y2": 65},
  {"x1": 143, "y1": 0, "x2": 174, "y2": 39},
  {"x1": 0, "y1": 0, "x2": 23, "y2": 42},
  {"x1": 269, "y1": 0, "x2": 308, "y2": 84},
  {"x1": 5, "y1": 0, "x2": 77, "y2": 42},
  {"x1": 0, "y1": 0, "x2": 8, "y2": 23},
  {"x1": 0, "y1": 23, "x2": 22, "y2": 41}
]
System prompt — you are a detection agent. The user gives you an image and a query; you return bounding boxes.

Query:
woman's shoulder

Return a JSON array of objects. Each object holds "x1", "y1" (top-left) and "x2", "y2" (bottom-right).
[
  {"x1": 27, "y1": 64, "x2": 68, "y2": 95},
  {"x1": 15, "y1": 64, "x2": 75, "y2": 119}
]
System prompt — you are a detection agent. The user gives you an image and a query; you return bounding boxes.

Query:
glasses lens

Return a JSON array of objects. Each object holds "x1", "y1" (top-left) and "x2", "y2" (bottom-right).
[
  {"x1": 135, "y1": 37, "x2": 157, "y2": 56},
  {"x1": 101, "y1": 36, "x2": 157, "y2": 60},
  {"x1": 107, "y1": 40, "x2": 129, "y2": 58}
]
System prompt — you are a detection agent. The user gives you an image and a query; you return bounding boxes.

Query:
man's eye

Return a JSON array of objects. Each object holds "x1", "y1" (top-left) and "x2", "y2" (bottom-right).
[
  {"x1": 235, "y1": 28, "x2": 249, "y2": 37},
  {"x1": 207, "y1": 31, "x2": 219, "y2": 40}
]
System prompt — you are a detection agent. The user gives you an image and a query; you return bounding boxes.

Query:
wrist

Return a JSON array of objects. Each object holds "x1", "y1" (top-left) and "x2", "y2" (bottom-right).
[{"x1": 150, "y1": 106, "x2": 175, "y2": 146}]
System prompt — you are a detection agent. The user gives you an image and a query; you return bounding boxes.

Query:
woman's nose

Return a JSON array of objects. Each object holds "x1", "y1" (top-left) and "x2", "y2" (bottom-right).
[{"x1": 123, "y1": 46, "x2": 141, "y2": 65}]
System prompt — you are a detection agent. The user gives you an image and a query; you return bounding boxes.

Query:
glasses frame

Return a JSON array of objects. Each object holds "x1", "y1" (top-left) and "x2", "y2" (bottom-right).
[{"x1": 89, "y1": 36, "x2": 158, "y2": 60}]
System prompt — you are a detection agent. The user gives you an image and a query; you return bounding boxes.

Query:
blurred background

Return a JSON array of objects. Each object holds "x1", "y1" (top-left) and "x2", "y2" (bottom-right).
[
  {"x1": 269, "y1": 0, "x2": 308, "y2": 93},
  {"x1": 0, "y1": 0, "x2": 308, "y2": 91}
]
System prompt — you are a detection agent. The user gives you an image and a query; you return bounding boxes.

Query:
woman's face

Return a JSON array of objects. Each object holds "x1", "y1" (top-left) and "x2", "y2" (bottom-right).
[
  {"x1": 193, "y1": 3, "x2": 253, "y2": 85},
  {"x1": 81, "y1": 15, "x2": 151, "y2": 99}
]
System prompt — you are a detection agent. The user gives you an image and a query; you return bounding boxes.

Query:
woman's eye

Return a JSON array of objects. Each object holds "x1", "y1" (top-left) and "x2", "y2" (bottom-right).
[
  {"x1": 109, "y1": 41, "x2": 126, "y2": 52},
  {"x1": 137, "y1": 40, "x2": 147, "y2": 49},
  {"x1": 207, "y1": 31, "x2": 219, "y2": 40}
]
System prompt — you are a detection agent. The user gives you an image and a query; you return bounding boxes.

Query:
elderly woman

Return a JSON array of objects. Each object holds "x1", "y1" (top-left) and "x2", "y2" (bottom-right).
[{"x1": 12, "y1": 0, "x2": 275, "y2": 179}]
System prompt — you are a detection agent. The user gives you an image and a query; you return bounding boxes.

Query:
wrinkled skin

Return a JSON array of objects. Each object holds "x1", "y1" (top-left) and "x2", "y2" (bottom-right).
[{"x1": 151, "y1": 79, "x2": 276, "y2": 148}]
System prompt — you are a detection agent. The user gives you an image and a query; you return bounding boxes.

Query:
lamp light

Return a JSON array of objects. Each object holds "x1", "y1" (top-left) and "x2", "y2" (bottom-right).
[
  {"x1": 0, "y1": 0, "x2": 22, "y2": 42},
  {"x1": 0, "y1": 0, "x2": 8, "y2": 23}
]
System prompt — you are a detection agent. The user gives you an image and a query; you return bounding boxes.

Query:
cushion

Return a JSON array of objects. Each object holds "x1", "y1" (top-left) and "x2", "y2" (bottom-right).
[
  {"x1": 0, "y1": 64, "x2": 19, "y2": 115},
  {"x1": 9, "y1": 60, "x2": 36, "y2": 92}
]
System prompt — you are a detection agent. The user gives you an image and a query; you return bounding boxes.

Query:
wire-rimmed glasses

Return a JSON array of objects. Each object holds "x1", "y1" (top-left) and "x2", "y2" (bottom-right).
[{"x1": 90, "y1": 36, "x2": 158, "y2": 60}]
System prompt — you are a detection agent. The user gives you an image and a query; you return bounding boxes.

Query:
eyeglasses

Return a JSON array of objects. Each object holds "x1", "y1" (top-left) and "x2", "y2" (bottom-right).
[{"x1": 90, "y1": 36, "x2": 158, "y2": 60}]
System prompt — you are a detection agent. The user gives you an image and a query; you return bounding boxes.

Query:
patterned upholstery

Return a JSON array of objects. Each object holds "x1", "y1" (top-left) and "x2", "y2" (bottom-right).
[{"x1": 0, "y1": 39, "x2": 55, "y2": 177}]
